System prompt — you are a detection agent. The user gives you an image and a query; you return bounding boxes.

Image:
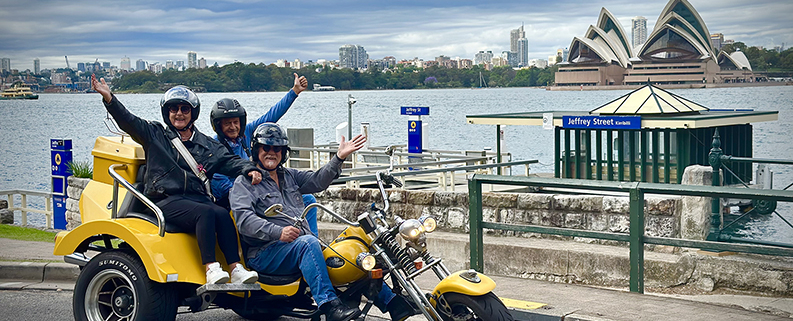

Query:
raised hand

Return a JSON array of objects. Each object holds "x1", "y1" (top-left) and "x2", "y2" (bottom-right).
[
  {"x1": 91, "y1": 74, "x2": 112, "y2": 103},
  {"x1": 336, "y1": 134, "x2": 366, "y2": 160},
  {"x1": 292, "y1": 73, "x2": 308, "y2": 95}
]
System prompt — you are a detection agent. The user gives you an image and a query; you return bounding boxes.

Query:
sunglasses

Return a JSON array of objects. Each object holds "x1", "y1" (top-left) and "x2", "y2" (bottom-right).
[
  {"x1": 168, "y1": 105, "x2": 192, "y2": 114},
  {"x1": 261, "y1": 145, "x2": 283, "y2": 153}
]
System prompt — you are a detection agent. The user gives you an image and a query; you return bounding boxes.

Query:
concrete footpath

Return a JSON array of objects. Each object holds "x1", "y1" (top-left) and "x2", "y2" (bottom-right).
[{"x1": 1, "y1": 237, "x2": 792, "y2": 320}]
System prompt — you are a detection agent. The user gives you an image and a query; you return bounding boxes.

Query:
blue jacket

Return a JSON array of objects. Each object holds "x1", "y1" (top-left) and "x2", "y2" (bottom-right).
[{"x1": 211, "y1": 90, "x2": 298, "y2": 200}]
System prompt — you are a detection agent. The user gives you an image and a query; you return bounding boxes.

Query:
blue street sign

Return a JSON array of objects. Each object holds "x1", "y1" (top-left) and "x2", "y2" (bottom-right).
[
  {"x1": 401, "y1": 106, "x2": 430, "y2": 116},
  {"x1": 408, "y1": 120, "x2": 422, "y2": 153},
  {"x1": 562, "y1": 116, "x2": 641, "y2": 130},
  {"x1": 51, "y1": 139, "x2": 72, "y2": 229}
]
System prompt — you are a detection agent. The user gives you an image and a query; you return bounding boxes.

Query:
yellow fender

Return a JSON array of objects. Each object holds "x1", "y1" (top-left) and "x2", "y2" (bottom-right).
[
  {"x1": 53, "y1": 219, "x2": 208, "y2": 284},
  {"x1": 428, "y1": 270, "x2": 496, "y2": 307}
]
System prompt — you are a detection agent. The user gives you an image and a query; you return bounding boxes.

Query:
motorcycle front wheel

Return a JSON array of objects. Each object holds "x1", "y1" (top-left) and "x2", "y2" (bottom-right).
[{"x1": 437, "y1": 292, "x2": 514, "y2": 321}]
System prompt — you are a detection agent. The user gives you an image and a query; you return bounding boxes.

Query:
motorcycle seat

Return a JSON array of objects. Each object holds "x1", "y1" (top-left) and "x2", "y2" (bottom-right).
[
  {"x1": 117, "y1": 182, "x2": 188, "y2": 234},
  {"x1": 257, "y1": 272, "x2": 303, "y2": 286}
]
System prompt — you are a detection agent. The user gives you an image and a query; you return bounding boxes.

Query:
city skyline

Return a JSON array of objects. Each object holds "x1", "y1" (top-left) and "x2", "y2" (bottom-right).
[{"x1": 1, "y1": 0, "x2": 791, "y2": 71}]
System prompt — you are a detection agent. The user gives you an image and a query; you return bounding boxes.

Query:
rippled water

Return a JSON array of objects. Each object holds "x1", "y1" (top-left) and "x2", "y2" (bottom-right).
[{"x1": 1, "y1": 86, "x2": 791, "y2": 241}]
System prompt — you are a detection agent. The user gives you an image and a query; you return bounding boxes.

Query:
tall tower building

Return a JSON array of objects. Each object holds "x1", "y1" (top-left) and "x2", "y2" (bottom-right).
[
  {"x1": 198, "y1": 57, "x2": 207, "y2": 69},
  {"x1": 120, "y1": 57, "x2": 131, "y2": 71},
  {"x1": 517, "y1": 37, "x2": 529, "y2": 67},
  {"x1": 33, "y1": 58, "x2": 40, "y2": 74},
  {"x1": 710, "y1": 33, "x2": 724, "y2": 51},
  {"x1": 187, "y1": 51, "x2": 197, "y2": 69},
  {"x1": 135, "y1": 59, "x2": 146, "y2": 71},
  {"x1": 165, "y1": 60, "x2": 174, "y2": 70},
  {"x1": 339, "y1": 44, "x2": 368, "y2": 69},
  {"x1": 510, "y1": 24, "x2": 525, "y2": 53},
  {"x1": 631, "y1": 16, "x2": 647, "y2": 49},
  {"x1": 1, "y1": 58, "x2": 10, "y2": 73}
]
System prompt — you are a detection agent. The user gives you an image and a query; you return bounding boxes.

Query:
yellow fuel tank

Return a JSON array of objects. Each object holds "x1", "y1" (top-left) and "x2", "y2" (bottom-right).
[{"x1": 323, "y1": 226, "x2": 372, "y2": 286}]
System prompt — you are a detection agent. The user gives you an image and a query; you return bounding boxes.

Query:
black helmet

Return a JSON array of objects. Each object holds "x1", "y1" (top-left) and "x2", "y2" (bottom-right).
[
  {"x1": 210, "y1": 98, "x2": 247, "y2": 139},
  {"x1": 251, "y1": 123, "x2": 290, "y2": 166},
  {"x1": 160, "y1": 85, "x2": 200, "y2": 129}
]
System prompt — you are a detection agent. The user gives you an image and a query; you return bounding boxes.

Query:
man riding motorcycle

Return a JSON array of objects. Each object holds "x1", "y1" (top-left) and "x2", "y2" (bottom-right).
[{"x1": 229, "y1": 123, "x2": 415, "y2": 321}]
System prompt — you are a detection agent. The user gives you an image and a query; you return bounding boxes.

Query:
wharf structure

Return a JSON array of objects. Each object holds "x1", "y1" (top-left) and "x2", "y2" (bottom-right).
[{"x1": 555, "y1": 0, "x2": 756, "y2": 87}]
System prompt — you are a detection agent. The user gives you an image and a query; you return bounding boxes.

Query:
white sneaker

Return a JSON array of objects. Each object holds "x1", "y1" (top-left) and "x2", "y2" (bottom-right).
[
  {"x1": 230, "y1": 264, "x2": 259, "y2": 284},
  {"x1": 205, "y1": 262, "x2": 230, "y2": 285}
]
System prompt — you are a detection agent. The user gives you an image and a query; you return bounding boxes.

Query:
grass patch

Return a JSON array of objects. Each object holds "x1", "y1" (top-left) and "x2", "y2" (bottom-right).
[
  {"x1": 67, "y1": 160, "x2": 93, "y2": 179},
  {"x1": 0, "y1": 225, "x2": 57, "y2": 243}
]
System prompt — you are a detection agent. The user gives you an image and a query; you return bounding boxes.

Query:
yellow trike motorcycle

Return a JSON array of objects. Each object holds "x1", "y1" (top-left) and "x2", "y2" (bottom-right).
[{"x1": 54, "y1": 137, "x2": 513, "y2": 321}]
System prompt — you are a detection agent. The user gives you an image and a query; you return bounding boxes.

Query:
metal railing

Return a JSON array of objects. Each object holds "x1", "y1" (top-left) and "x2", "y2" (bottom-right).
[
  {"x1": 467, "y1": 175, "x2": 793, "y2": 294},
  {"x1": 334, "y1": 160, "x2": 537, "y2": 191},
  {"x1": 0, "y1": 190, "x2": 53, "y2": 228},
  {"x1": 707, "y1": 130, "x2": 793, "y2": 245}
]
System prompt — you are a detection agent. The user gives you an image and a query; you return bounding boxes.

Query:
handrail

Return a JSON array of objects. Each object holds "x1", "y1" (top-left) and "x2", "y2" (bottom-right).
[
  {"x1": 334, "y1": 159, "x2": 538, "y2": 183},
  {"x1": 341, "y1": 157, "x2": 490, "y2": 174},
  {"x1": 108, "y1": 164, "x2": 166, "y2": 237},
  {"x1": 1, "y1": 189, "x2": 53, "y2": 228},
  {"x1": 467, "y1": 175, "x2": 793, "y2": 294}
]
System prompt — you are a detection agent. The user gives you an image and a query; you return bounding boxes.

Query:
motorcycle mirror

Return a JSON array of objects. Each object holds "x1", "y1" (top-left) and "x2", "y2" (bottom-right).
[{"x1": 264, "y1": 204, "x2": 284, "y2": 217}]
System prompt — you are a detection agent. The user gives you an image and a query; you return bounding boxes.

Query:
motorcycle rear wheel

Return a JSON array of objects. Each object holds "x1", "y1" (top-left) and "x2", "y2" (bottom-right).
[{"x1": 437, "y1": 292, "x2": 514, "y2": 321}]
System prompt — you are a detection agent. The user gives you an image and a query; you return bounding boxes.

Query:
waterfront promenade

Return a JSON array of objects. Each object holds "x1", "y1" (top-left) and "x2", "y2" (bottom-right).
[{"x1": 2, "y1": 225, "x2": 792, "y2": 321}]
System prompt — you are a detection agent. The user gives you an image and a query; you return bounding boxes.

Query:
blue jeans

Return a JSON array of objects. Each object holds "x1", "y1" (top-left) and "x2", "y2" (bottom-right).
[
  {"x1": 248, "y1": 235, "x2": 337, "y2": 307},
  {"x1": 247, "y1": 235, "x2": 396, "y2": 311},
  {"x1": 302, "y1": 194, "x2": 318, "y2": 236}
]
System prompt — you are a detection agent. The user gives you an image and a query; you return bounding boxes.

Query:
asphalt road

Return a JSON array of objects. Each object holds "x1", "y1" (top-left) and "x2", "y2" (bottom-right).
[{"x1": 0, "y1": 290, "x2": 392, "y2": 321}]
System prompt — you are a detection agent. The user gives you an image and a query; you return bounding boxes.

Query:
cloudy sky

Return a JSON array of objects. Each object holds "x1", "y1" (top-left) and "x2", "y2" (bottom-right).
[{"x1": 1, "y1": 0, "x2": 791, "y2": 71}]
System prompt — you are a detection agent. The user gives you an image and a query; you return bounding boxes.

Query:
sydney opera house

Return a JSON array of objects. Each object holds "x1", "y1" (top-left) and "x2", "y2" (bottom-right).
[{"x1": 555, "y1": 0, "x2": 754, "y2": 86}]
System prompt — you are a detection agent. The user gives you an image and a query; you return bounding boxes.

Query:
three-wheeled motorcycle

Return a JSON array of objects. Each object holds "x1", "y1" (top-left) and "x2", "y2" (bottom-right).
[{"x1": 54, "y1": 136, "x2": 514, "y2": 321}]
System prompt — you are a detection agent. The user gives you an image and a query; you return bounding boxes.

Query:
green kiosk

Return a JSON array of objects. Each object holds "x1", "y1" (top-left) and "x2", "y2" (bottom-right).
[{"x1": 466, "y1": 84, "x2": 778, "y2": 185}]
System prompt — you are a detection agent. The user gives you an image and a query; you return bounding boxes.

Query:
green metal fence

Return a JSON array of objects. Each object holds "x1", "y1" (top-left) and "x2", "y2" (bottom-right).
[{"x1": 467, "y1": 175, "x2": 793, "y2": 293}]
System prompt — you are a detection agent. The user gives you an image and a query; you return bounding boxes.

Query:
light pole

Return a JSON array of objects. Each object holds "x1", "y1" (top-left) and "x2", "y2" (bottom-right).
[{"x1": 347, "y1": 94, "x2": 356, "y2": 142}]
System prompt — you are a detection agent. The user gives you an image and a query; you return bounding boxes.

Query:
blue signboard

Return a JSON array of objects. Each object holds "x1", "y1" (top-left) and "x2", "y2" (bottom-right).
[
  {"x1": 562, "y1": 116, "x2": 641, "y2": 130},
  {"x1": 408, "y1": 120, "x2": 422, "y2": 153},
  {"x1": 401, "y1": 106, "x2": 430, "y2": 116},
  {"x1": 51, "y1": 139, "x2": 72, "y2": 229}
]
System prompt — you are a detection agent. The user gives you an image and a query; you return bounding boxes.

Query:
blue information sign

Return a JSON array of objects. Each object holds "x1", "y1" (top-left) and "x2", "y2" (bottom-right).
[
  {"x1": 51, "y1": 139, "x2": 72, "y2": 229},
  {"x1": 407, "y1": 120, "x2": 422, "y2": 153},
  {"x1": 562, "y1": 116, "x2": 641, "y2": 130},
  {"x1": 401, "y1": 106, "x2": 430, "y2": 116}
]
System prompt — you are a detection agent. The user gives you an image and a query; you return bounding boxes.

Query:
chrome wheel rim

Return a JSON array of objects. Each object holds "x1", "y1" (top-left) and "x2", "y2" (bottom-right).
[{"x1": 85, "y1": 269, "x2": 136, "y2": 321}]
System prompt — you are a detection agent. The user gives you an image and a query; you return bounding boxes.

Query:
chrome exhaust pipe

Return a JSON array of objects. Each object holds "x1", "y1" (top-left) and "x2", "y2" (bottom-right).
[{"x1": 64, "y1": 253, "x2": 91, "y2": 267}]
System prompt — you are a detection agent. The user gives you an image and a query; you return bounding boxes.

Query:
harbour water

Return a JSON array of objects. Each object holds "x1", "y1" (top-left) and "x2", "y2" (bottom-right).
[{"x1": 1, "y1": 86, "x2": 791, "y2": 241}]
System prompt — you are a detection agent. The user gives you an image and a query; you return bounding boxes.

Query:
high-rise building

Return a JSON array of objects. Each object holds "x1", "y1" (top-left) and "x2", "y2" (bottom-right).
[
  {"x1": 502, "y1": 51, "x2": 517, "y2": 67},
  {"x1": 77, "y1": 62, "x2": 86, "y2": 72},
  {"x1": 33, "y1": 58, "x2": 40, "y2": 74},
  {"x1": 474, "y1": 51, "x2": 494, "y2": 65},
  {"x1": 710, "y1": 33, "x2": 724, "y2": 51},
  {"x1": 631, "y1": 16, "x2": 647, "y2": 49},
  {"x1": 165, "y1": 60, "x2": 174, "y2": 70},
  {"x1": 1, "y1": 58, "x2": 11, "y2": 73},
  {"x1": 102, "y1": 62, "x2": 110, "y2": 70},
  {"x1": 517, "y1": 38, "x2": 529, "y2": 67},
  {"x1": 198, "y1": 58, "x2": 206, "y2": 69},
  {"x1": 176, "y1": 60, "x2": 185, "y2": 71},
  {"x1": 135, "y1": 59, "x2": 146, "y2": 71},
  {"x1": 188, "y1": 51, "x2": 197, "y2": 69},
  {"x1": 339, "y1": 44, "x2": 368, "y2": 69},
  {"x1": 120, "y1": 57, "x2": 131, "y2": 71},
  {"x1": 510, "y1": 24, "x2": 524, "y2": 53}
]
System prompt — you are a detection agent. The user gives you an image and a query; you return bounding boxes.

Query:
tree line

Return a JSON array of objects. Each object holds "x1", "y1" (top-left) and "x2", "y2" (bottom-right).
[{"x1": 111, "y1": 63, "x2": 557, "y2": 93}]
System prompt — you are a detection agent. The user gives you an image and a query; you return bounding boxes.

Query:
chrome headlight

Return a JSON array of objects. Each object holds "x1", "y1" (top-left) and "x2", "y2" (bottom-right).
[
  {"x1": 419, "y1": 215, "x2": 437, "y2": 233},
  {"x1": 356, "y1": 253, "x2": 376, "y2": 271},
  {"x1": 399, "y1": 219, "x2": 426, "y2": 246}
]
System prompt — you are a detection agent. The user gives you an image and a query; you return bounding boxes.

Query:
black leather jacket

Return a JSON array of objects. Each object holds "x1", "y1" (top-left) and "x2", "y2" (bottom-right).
[{"x1": 103, "y1": 95, "x2": 260, "y2": 201}]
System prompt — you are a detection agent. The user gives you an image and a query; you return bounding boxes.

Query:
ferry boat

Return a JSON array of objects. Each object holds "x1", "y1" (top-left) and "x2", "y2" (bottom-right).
[
  {"x1": 0, "y1": 85, "x2": 39, "y2": 100},
  {"x1": 312, "y1": 83, "x2": 335, "y2": 91}
]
